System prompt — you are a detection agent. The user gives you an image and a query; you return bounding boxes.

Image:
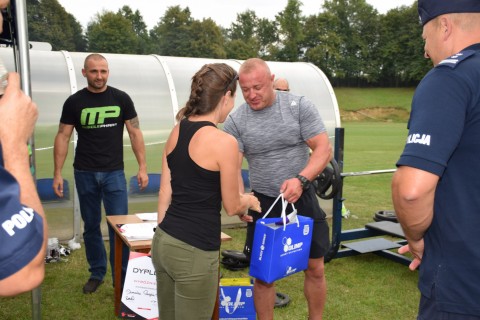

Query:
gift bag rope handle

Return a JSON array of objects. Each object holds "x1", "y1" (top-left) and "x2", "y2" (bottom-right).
[{"x1": 262, "y1": 194, "x2": 298, "y2": 230}]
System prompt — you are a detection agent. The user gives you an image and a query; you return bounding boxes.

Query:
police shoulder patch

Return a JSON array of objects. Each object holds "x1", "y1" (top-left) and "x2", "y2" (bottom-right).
[{"x1": 437, "y1": 50, "x2": 476, "y2": 69}]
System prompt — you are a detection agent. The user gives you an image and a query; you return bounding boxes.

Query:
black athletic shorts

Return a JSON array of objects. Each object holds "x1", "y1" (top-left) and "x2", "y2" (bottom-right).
[{"x1": 243, "y1": 187, "x2": 330, "y2": 260}]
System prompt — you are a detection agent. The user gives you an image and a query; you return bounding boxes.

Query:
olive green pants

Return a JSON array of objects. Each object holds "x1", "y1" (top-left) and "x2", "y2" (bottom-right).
[{"x1": 151, "y1": 228, "x2": 219, "y2": 320}]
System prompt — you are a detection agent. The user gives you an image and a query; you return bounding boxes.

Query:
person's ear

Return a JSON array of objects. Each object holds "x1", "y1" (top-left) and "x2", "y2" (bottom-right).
[
  {"x1": 440, "y1": 16, "x2": 452, "y2": 40},
  {"x1": 222, "y1": 91, "x2": 231, "y2": 105}
]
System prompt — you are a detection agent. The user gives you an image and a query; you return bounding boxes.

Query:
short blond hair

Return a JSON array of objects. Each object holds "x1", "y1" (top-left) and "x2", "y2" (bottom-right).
[{"x1": 239, "y1": 58, "x2": 271, "y2": 75}]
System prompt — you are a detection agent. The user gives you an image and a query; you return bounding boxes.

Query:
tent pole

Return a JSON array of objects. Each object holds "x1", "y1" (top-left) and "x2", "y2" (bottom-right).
[{"x1": 12, "y1": 0, "x2": 41, "y2": 319}]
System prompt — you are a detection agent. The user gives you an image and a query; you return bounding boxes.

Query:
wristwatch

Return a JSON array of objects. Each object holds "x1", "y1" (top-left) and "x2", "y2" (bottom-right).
[{"x1": 296, "y1": 174, "x2": 311, "y2": 190}]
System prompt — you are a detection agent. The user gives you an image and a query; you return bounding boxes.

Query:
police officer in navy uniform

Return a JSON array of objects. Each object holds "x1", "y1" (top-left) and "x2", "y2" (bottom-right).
[
  {"x1": 392, "y1": 0, "x2": 480, "y2": 318},
  {"x1": 0, "y1": 70, "x2": 47, "y2": 295}
]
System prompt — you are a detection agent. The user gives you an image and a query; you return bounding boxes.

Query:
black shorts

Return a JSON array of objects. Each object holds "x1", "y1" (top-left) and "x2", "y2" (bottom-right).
[{"x1": 243, "y1": 188, "x2": 330, "y2": 260}]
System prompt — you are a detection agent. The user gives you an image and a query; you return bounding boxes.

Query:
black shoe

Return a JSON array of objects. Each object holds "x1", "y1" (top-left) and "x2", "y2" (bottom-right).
[{"x1": 83, "y1": 278, "x2": 104, "y2": 294}]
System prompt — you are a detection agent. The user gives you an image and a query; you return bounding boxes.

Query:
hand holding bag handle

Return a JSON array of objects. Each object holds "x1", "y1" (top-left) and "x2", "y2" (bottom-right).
[
  {"x1": 261, "y1": 193, "x2": 298, "y2": 230},
  {"x1": 250, "y1": 194, "x2": 312, "y2": 282}
]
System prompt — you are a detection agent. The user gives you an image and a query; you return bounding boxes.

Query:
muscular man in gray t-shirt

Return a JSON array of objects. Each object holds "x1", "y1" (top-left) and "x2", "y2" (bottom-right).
[
  {"x1": 223, "y1": 58, "x2": 331, "y2": 320},
  {"x1": 225, "y1": 90, "x2": 326, "y2": 198}
]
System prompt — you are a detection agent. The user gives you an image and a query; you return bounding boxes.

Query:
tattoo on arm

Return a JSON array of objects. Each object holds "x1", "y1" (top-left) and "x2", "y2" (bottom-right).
[{"x1": 129, "y1": 117, "x2": 140, "y2": 129}]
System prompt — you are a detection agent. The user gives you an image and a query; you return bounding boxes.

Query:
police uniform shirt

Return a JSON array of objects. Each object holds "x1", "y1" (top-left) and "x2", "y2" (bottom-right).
[
  {"x1": 0, "y1": 164, "x2": 44, "y2": 280},
  {"x1": 396, "y1": 43, "x2": 480, "y2": 315}
]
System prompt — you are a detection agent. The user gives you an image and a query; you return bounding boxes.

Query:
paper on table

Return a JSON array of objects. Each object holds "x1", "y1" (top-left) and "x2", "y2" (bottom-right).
[
  {"x1": 118, "y1": 222, "x2": 157, "y2": 241},
  {"x1": 135, "y1": 212, "x2": 158, "y2": 221}
]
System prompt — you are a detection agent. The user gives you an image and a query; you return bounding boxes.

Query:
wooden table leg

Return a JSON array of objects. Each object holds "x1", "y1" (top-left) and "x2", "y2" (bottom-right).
[{"x1": 114, "y1": 233, "x2": 123, "y2": 316}]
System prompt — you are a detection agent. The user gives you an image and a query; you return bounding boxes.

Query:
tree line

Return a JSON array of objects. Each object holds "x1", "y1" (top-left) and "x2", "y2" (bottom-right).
[{"x1": 26, "y1": 0, "x2": 430, "y2": 87}]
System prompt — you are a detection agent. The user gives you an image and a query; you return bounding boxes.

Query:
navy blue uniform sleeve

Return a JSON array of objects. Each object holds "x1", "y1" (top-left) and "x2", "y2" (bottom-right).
[
  {"x1": 396, "y1": 68, "x2": 468, "y2": 177},
  {"x1": 0, "y1": 166, "x2": 44, "y2": 280}
]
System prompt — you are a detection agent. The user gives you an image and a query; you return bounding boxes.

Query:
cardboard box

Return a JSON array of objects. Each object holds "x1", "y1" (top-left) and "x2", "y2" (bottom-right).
[{"x1": 219, "y1": 278, "x2": 256, "y2": 320}]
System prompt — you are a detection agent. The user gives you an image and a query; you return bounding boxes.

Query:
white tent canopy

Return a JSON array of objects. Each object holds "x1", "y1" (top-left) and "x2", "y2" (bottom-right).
[{"x1": 0, "y1": 47, "x2": 340, "y2": 241}]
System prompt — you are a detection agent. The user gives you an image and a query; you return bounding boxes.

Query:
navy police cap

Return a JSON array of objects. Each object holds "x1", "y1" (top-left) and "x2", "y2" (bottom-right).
[{"x1": 418, "y1": 0, "x2": 480, "y2": 26}]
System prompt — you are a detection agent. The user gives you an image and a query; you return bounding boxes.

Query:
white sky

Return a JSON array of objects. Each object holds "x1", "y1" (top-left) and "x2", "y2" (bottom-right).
[{"x1": 57, "y1": 0, "x2": 416, "y2": 30}]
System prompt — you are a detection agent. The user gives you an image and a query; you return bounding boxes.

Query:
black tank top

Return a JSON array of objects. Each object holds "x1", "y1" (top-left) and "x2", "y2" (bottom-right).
[{"x1": 160, "y1": 119, "x2": 222, "y2": 251}]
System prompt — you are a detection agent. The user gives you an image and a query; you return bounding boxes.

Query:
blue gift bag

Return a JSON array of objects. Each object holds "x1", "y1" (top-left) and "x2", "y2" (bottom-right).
[{"x1": 249, "y1": 194, "x2": 313, "y2": 283}]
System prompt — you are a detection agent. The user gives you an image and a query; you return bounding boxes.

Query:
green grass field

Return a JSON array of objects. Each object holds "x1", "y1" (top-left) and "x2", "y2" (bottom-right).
[
  {"x1": 334, "y1": 87, "x2": 415, "y2": 111},
  {"x1": 0, "y1": 88, "x2": 421, "y2": 320}
]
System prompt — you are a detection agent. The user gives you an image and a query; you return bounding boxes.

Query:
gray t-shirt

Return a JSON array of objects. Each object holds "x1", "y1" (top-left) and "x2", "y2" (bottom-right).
[{"x1": 224, "y1": 91, "x2": 326, "y2": 197}]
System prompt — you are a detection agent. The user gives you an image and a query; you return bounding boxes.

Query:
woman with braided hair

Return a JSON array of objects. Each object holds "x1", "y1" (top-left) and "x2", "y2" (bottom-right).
[{"x1": 151, "y1": 63, "x2": 260, "y2": 320}]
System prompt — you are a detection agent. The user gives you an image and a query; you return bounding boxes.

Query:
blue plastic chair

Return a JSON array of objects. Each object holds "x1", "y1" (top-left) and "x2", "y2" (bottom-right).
[
  {"x1": 241, "y1": 169, "x2": 251, "y2": 191},
  {"x1": 129, "y1": 173, "x2": 161, "y2": 195},
  {"x1": 37, "y1": 178, "x2": 70, "y2": 202}
]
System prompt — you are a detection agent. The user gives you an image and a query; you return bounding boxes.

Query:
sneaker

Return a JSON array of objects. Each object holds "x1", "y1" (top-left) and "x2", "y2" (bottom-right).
[{"x1": 83, "y1": 278, "x2": 104, "y2": 294}]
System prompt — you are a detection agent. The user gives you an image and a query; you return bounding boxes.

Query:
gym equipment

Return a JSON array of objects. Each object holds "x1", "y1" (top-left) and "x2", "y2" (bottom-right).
[
  {"x1": 274, "y1": 292, "x2": 290, "y2": 308},
  {"x1": 312, "y1": 159, "x2": 341, "y2": 200},
  {"x1": 221, "y1": 257, "x2": 249, "y2": 271},
  {"x1": 221, "y1": 250, "x2": 249, "y2": 262},
  {"x1": 316, "y1": 128, "x2": 411, "y2": 266},
  {"x1": 220, "y1": 250, "x2": 249, "y2": 271},
  {"x1": 373, "y1": 210, "x2": 398, "y2": 223}
]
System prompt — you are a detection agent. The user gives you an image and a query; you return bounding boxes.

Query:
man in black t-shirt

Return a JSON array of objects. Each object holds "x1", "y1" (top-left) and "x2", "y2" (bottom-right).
[{"x1": 53, "y1": 53, "x2": 148, "y2": 294}]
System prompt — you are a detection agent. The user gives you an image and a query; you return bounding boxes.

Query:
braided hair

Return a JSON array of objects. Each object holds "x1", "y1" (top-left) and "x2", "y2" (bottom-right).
[{"x1": 176, "y1": 63, "x2": 238, "y2": 121}]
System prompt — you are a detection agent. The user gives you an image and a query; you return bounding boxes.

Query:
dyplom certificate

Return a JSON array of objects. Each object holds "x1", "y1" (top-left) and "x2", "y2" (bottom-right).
[{"x1": 120, "y1": 252, "x2": 158, "y2": 319}]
